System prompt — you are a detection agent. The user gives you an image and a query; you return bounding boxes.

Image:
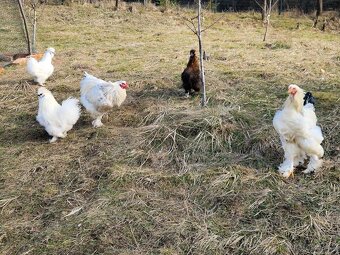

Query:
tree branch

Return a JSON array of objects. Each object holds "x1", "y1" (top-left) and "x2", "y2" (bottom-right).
[
  {"x1": 201, "y1": 14, "x2": 225, "y2": 33},
  {"x1": 254, "y1": 0, "x2": 264, "y2": 10},
  {"x1": 182, "y1": 16, "x2": 198, "y2": 35},
  {"x1": 190, "y1": 15, "x2": 198, "y2": 20},
  {"x1": 184, "y1": 22, "x2": 197, "y2": 35},
  {"x1": 268, "y1": 0, "x2": 279, "y2": 12}
]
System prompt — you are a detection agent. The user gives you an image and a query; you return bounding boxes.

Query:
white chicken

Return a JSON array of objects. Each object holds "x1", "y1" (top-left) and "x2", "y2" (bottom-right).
[
  {"x1": 36, "y1": 87, "x2": 81, "y2": 143},
  {"x1": 27, "y1": 47, "x2": 55, "y2": 85},
  {"x1": 80, "y1": 72, "x2": 128, "y2": 127},
  {"x1": 273, "y1": 84, "x2": 324, "y2": 178}
]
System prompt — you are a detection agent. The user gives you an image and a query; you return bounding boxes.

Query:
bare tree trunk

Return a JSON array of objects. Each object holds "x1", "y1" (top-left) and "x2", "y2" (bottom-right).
[
  {"x1": 17, "y1": 0, "x2": 31, "y2": 54},
  {"x1": 262, "y1": 0, "x2": 267, "y2": 22},
  {"x1": 278, "y1": 0, "x2": 283, "y2": 15},
  {"x1": 316, "y1": 0, "x2": 323, "y2": 17},
  {"x1": 263, "y1": 15, "x2": 270, "y2": 41},
  {"x1": 314, "y1": 0, "x2": 323, "y2": 28},
  {"x1": 115, "y1": 0, "x2": 119, "y2": 9},
  {"x1": 263, "y1": 0, "x2": 271, "y2": 41},
  {"x1": 264, "y1": 0, "x2": 270, "y2": 42},
  {"x1": 197, "y1": 0, "x2": 206, "y2": 107},
  {"x1": 261, "y1": 0, "x2": 279, "y2": 41},
  {"x1": 32, "y1": 6, "x2": 37, "y2": 53}
]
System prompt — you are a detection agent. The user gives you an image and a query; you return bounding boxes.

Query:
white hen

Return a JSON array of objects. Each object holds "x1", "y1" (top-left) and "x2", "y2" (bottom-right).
[
  {"x1": 27, "y1": 47, "x2": 55, "y2": 85},
  {"x1": 273, "y1": 84, "x2": 324, "y2": 178},
  {"x1": 36, "y1": 87, "x2": 81, "y2": 143},
  {"x1": 80, "y1": 72, "x2": 128, "y2": 127}
]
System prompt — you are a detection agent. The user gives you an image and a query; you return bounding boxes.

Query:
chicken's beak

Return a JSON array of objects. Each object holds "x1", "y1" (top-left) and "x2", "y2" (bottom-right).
[
  {"x1": 120, "y1": 82, "x2": 128, "y2": 89},
  {"x1": 288, "y1": 87, "x2": 297, "y2": 96}
]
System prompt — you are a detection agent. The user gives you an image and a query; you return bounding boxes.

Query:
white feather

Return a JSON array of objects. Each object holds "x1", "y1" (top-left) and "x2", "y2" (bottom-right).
[
  {"x1": 27, "y1": 47, "x2": 55, "y2": 85},
  {"x1": 80, "y1": 72, "x2": 127, "y2": 127},
  {"x1": 273, "y1": 84, "x2": 324, "y2": 177},
  {"x1": 36, "y1": 87, "x2": 80, "y2": 142}
]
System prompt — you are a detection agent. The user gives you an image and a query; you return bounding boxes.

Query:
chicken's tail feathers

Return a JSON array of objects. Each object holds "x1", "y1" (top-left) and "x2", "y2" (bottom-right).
[
  {"x1": 59, "y1": 98, "x2": 81, "y2": 126},
  {"x1": 80, "y1": 72, "x2": 108, "y2": 95},
  {"x1": 303, "y1": 91, "x2": 316, "y2": 106},
  {"x1": 82, "y1": 71, "x2": 98, "y2": 79},
  {"x1": 82, "y1": 72, "x2": 97, "y2": 82},
  {"x1": 26, "y1": 57, "x2": 39, "y2": 74},
  {"x1": 81, "y1": 71, "x2": 99, "y2": 84},
  {"x1": 80, "y1": 72, "x2": 95, "y2": 94}
]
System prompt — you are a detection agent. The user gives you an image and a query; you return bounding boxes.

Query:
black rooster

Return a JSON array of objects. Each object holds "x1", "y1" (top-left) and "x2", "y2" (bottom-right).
[{"x1": 181, "y1": 49, "x2": 201, "y2": 97}]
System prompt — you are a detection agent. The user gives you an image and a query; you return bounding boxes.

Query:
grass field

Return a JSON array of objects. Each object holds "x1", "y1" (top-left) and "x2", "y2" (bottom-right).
[{"x1": 0, "y1": 3, "x2": 339, "y2": 255}]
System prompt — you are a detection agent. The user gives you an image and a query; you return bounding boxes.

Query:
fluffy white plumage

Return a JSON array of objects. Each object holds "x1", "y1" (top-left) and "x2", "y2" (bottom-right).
[
  {"x1": 36, "y1": 87, "x2": 81, "y2": 143},
  {"x1": 273, "y1": 84, "x2": 324, "y2": 178},
  {"x1": 27, "y1": 47, "x2": 55, "y2": 85},
  {"x1": 80, "y1": 72, "x2": 128, "y2": 127}
]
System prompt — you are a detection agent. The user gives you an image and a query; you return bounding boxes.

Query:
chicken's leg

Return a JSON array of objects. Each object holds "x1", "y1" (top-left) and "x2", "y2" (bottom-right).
[
  {"x1": 303, "y1": 155, "x2": 323, "y2": 174},
  {"x1": 49, "y1": 136, "x2": 58, "y2": 143},
  {"x1": 278, "y1": 142, "x2": 299, "y2": 178},
  {"x1": 92, "y1": 114, "x2": 104, "y2": 128}
]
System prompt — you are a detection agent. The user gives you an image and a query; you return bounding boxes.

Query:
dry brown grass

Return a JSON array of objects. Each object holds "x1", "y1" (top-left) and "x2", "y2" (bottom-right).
[{"x1": 0, "y1": 3, "x2": 339, "y2": 255}]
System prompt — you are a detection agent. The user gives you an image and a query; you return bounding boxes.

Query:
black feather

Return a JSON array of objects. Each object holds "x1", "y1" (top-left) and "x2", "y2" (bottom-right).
[{"x1": 303, "y1": 92, "x2": 316, "y2": 105}]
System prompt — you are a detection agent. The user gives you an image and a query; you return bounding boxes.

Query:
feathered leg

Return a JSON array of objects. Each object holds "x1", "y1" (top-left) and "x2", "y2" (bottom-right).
[
  {"x1": 35, "y1": 77, "x2": 45, "y2": 86},
  {"x1": 293, "y1": 151, "x2": 307, "y2": 167},
  {"x1": 92, "y1": 114, "x2": 104, "y2": 128},
  {"x1": 49, "y1": 132, "x2": 67, "y2": 143},
  {"x1": 303, "y1": 155, "x2": 323, "y2": 174},
  {"x1": 50, "y1": 136, "x2": 58, "y2": 143},
  {"x1": 278, "y1": 142, "x2": 299, "y2": 178}
]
